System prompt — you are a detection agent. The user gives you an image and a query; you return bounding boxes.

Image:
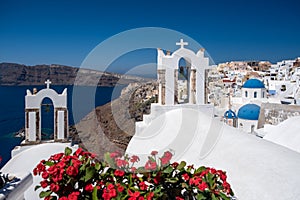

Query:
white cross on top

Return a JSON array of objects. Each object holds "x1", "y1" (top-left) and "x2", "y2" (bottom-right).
[
  {"x1": 45, "y1": 79, "x2": 52, "y2": 89},
  {"x1": 176, "y1": 39, "x2": 188, "y2": 48}
]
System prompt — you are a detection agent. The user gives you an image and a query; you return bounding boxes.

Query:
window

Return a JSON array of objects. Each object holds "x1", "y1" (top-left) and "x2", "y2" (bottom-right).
[
  {"x1": 262, "y1": 92, "x2": 265, "y2": 98},
  {"x1": 254, "y1": 91, "x2": 257, "y2": 98},
  {"x1": 245, "y1": 91, "x2": 248, "y2": 98},
  {"x1": 239, "y1": 123, "x2": 243, "y2": 129}
]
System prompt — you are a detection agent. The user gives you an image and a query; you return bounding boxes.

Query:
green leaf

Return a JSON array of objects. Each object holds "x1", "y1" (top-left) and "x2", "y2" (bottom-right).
[
  {"x1": 65, "y1": 147, "x2": 72, "y2": 156},
  {"x1": 34, "y1": 185, "x2": 41, "y2": 191},
  {"x1": 207, "y1": 173, "x2": 214, "y2": 188},
  {"x1": 92, "y1": 186, "x2": 98, "y2": 200},
  {"x1": 80, "y1": 163, "x2": 86, "y2": 171},
  {"x1": 85, "y1": 166, "x2": 96, "y2": 182},
  {"x1": 177, "y1": 161, "x2": 186, "y2": 170},
  {"x1": 195, "y1": 166, "x2": 206, "y2": 174},
  {"x1": 95, "y1": 162, "x2": 101, "y2": 171},
  {"x1": 218, "y1": 192, "x2": 231, "y2": 200},
  {"x1": 163, "y1": 166, "x2": 173, "y2": 174},
  {"x1": 45, "y1": 161, "x2": 54, "y2": 166},
  {"x1": 211, "y1": 193, "x2": 218, "y2": 200},
  {"x1": 39, "y1": 190, "x2": 52, "y2": 198},
  {"x1": 165, "y1": 177, "x2": 179, "y2": 183},
  {"x1": 196, "y1": 193, "x2": 206, "y2": 200}
]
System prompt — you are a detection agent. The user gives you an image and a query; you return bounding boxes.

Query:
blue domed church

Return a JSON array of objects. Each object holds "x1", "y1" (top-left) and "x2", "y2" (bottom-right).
[
  {"x1": 224, "y1": 109, "x2": 237, "y2": 127},
  {"x1": 242, "y1": 79, "x2": 266, "y2": 101},
  {"x1": 237, "y1": 103, "x2": 261, "y2": 133}
]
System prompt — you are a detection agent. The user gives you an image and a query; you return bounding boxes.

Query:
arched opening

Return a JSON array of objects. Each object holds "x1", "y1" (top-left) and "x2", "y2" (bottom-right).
[
  {"x1": 175, "y1": 58, "x2": 191, "y2": 104},
  {"x1": 41, "y1": 97, "x2": 54, "y2": 140},
  {"x1": 245, "y1": 91, "x2": 248, "y2": 98},
  {"x1": 254, "y1": 91, "x2": 257, "y2": 98}
]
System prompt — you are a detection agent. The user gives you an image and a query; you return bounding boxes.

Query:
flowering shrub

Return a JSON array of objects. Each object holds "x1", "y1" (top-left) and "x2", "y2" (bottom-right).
[{"x1": 33, "y1": 147, "x2": 234, "y2": 200}]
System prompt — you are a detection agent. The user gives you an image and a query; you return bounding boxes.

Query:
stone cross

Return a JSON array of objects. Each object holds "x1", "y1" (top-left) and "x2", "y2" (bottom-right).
[
  {"x1": 176, "y1": 39, "x2": 188, "y2": 48},
  {"x1": 45, "y1": 79, "x2": 52, "y2": 89}
]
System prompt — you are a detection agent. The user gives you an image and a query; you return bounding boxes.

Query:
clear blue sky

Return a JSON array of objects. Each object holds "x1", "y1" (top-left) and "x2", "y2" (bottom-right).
[{"x1": 0, "y1": 0, "x2": 299, "y2": 73}]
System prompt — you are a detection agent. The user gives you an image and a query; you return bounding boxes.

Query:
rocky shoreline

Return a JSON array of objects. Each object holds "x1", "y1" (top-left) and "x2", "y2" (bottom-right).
[{"x1": 75, "y1": 81, "x2": 158, "y2": 158}]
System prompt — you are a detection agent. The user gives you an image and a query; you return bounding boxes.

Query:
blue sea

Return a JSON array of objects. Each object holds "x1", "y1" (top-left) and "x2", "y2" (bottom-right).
[{"x1": 0, "y1": 85, "x2": 124, "y2": 168}]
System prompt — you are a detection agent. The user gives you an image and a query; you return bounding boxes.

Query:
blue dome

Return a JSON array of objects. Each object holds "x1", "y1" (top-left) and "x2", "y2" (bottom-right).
[
  {"x1": 224, "y1": 109, "x2": 237, "y2": 119},
  {"x1": 243, "y1": 79, "x2": 265, "y2": 88},
  {"x1": 237, "y1": 104, "x2": 261, "y2": 120}
]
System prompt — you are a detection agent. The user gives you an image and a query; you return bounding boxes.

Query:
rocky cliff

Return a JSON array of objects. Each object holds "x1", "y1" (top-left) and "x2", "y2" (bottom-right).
[
  {"x1": 0, "y1": 63, "x2": 149, "y2": 86},
  {"x1": 75, "y1": 81, "x2": 158, "y2": 157}
]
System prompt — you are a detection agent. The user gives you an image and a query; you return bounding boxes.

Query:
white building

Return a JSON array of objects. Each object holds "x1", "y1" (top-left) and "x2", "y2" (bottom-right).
[{"x1": 127, "y1": 41, "x2": 300, "y2": 199}]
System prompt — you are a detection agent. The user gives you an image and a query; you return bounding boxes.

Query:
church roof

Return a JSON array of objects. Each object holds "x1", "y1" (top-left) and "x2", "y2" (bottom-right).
[
  {"x1": 242, "y1": 79, "x2": 265, "y2": 89},
  {"x1": 237, "y1": 104, "x2": 261, "y2": 120},
  {"x1": 224, "y1": 109, "x2": 237, "y2": 119}
]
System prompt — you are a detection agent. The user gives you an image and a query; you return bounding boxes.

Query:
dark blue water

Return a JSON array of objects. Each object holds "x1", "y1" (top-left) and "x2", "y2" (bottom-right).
[{"x1": 0, "y1": 85, "x2": 124, "y2": 168}]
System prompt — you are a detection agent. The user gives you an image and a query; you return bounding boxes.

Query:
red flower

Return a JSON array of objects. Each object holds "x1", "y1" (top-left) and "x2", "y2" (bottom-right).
[
  {"x1": 66, "y1": 166, "x2": 78, "y2": 176},
  {"x1": 61, "y1": 155, "x2": 71, "y2": 163},
  {"x1": 131, "y1": 167, "x2": 137, "y2": 172},
  {"x1": 56, "y1": 161, "x2": 66, "y2": 169},
  {"x1": 116, "y1": 158, "x2": 128, "y2": 168},
  {"x1": 200, "y1": 169, "x2": 209, "y2": 177},
  {"x1": 153, "y1": 173, "x2": 161, "y2": 185},
  {"x1": 59, "y1": 197, "x2": 68, "y2": 200},
  {"x1": 51, "y1": 153, "x2": 64, "y2": 161},
  {"x1": 198, "y1": 182, "x2": 208, "y2": 191},
  {"x1": 36, "y1": 162, "x2": 46, "y2": 173},
  {"x1": 163, "y1": 151, "x2": 172, "y2": 159},
  {"x1": 71, "y1": 158, "x2": 82, "y2": 168},
  {"x1": 160, "y1": 151, "x2": 173, "y2": 165},
  {"x1": 182, "y1": 173, "x2": 189, "y2": 181},
  {"x1": 160, "y1": 157, "x2": 170, "y2": 165},
  {"x1": 116, "y1": 183, "x2": 124, "y2": 193},
  {"x1": 189, "y1": 177, "x2": 202, "y2": 185},
  {"x1": 176, "y1": 197, "x2": 184, "y2": 200},
  {"x1": 68, "y1": 191, "x2": 80, "y2": 200},
  {"x1": 139, "y1": 181, "x2": 148, "y2": 190},
  {"x1": 210, "y1": 168, "x2": 217, "y2": 174},
  {"x1": 50, "y1": 183, "x2": 60, "y2": 192},
  {"x1": 171, "y1": 162, "x2": 179, "y2": 168},
  {"x1": 74, "y1": 148, "x2": 83, "y2": 157},
  {"x1": 144, "y1": 160, "x2": 157, "y2": 171},
  {"x1": 110, "y1": 152, "x2": 120, "y2": 158},
  {"x1": 128, "y1": 190, "x2": 141, "y2": 200},
  {"x1": 84, "y1": 184, "x2": 94, "y2": 192},
  {"x1": 108, "y1": 183, "x2": 115, "y2": 190},
  {"x1": 217, "y1": 170, "x2": 227, "y2": 181},
  {"x1": 40, "y1": 180, "x2": 48, "y2": 188},
  {"x1": 114, "y1": 169, "x2": 125, "y2": 177},
  {"x1": 42, "y1": 171, "x2": 49, "y2": 179},
  {"x1": 187, "y1": 165, "x2": 194, "y2": 170},
  {"x1": 146, "y1": 192, "x2": 154, "y2": 200},
  {"x1": 83, "y1": 151, "x2": 96, "y2": 159},
  {"x1": 130, "y1": 155, "x2": 140, "y2": 163},
  {"x1": 151, "y1": 151, "x2": 158, "y2": 156},
  {"x1": 103, "y1": 184, "x2": 117, "y2": 199},
  {"x1": 223, "y1": 181, "x2": 231, "y2": 194}
]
